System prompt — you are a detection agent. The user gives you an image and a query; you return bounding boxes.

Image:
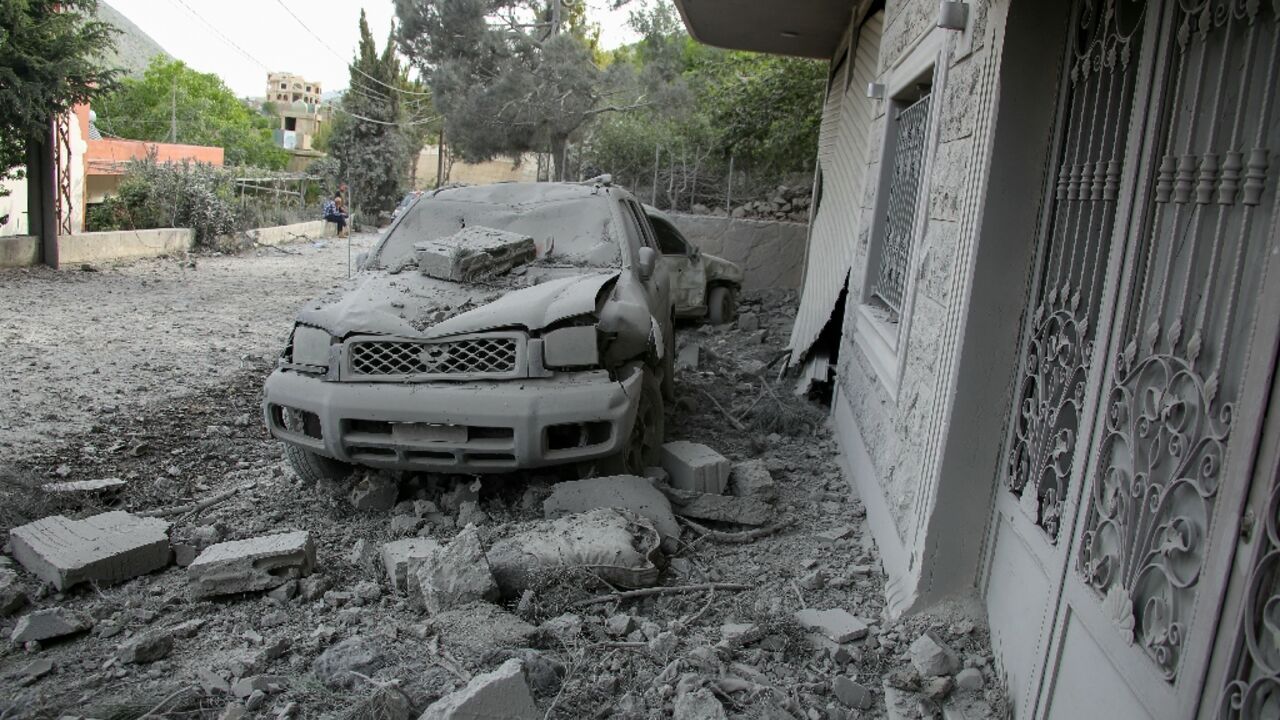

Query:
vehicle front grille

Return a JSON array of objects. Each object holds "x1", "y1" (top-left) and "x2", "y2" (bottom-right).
[{"x1": 347, "y1": 336, "x2": 520, "y2": 378}]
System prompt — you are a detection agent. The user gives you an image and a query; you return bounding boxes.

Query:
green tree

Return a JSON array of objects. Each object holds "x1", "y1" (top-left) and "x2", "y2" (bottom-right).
[
  {"x1": 95, "y1": 57, "x2": 288, "y2": 169},
  {"x1": 396, "y1": 0, "x2": 626, "y2": 180},
  {"x1": 328, "y1": 12, "x2": 432, "y2": 217},
  {"x1": 0, "y1": 0, "x2": 118, "y2": 212}
]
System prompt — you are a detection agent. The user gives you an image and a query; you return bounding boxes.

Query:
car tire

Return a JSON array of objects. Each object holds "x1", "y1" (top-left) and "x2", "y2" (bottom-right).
[
  {"x1": 283, "y1": 444, "x2": 354, "y2": 486},
  {"x1": 595, "y1": 369, "x2": 665, "y2": 476},
  {"x1": 708, "y1": 285, "x2": 737, "y2": 325}
]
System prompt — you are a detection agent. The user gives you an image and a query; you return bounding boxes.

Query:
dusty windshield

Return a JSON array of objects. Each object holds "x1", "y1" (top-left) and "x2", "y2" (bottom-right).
[{"x1": 374, "y1": 194, "x2": 621, "y2": 270}]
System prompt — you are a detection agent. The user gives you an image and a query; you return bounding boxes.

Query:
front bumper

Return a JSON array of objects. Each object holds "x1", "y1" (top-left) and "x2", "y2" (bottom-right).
[{"x1": 263, "y1": 365, "x2": 643, "y2": 473}]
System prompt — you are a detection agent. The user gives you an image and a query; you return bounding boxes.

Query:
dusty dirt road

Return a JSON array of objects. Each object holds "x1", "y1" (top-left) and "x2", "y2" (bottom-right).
[
  {"x1": 0, "y1": 234, "x2": 379, "y2": 456},
  {"x1": 0, "y1": 242, "x2": 1002, "y2": 719}
]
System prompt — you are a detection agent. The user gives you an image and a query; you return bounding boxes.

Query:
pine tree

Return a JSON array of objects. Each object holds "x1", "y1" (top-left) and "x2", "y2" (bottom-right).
[{"x1": 0, "y1": 0, "x2": 119, "y2": 174}]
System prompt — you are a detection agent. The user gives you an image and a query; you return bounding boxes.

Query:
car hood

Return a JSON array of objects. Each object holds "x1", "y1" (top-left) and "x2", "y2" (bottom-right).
[
  {"x1": 296, "y1": 268, "x2": 620, "y2": 339},
  {"x1": 702, "y1": 253, "x2": 744, "y2": 284}
]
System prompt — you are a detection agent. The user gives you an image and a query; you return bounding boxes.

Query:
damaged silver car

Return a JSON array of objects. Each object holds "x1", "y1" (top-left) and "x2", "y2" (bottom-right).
[{"x1": 264, "y1": 178, "x2": 675, "y2": 481}]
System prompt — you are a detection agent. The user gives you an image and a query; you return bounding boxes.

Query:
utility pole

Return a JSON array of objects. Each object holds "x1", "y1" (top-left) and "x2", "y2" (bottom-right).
[
  {"x1": 170, "y1": 77, "x2": 177, "y2": 143},
  {"x1": 550, "y1": 0, "x2": 561, "y2": 34}
]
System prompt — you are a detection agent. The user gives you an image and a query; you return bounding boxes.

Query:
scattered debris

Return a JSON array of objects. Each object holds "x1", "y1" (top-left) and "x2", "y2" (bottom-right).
[
  {"x1": 661, "y1": 441, "x2": 730, "y2": 493},
  {"x1": 40, "y1": 477, "x2": 127, "y2": 495},
  {"x1": 117, "y1": 631, "x2": 173, "y2": 664},
  {"x1": 661, "y1": 486, "x2": 773, "y2": 526},
  {"x1": 10, "y1": 608, "x2": 92, "y2": 643},
  {"x1": 415, "y1": 226, "x2": 536, "y2": 282},
  {"x1": 419, "y1": 658, "x2": 538, "y2": 720},
  {"x1": 349, "y1": 472, "x2": 398, "y2": 512},
  {"x1": 0, "y1": 567, "x2": 27, "y2": 616},
  {"x1": 9, "y1": 511, "x2": 172, "y2": 590},
  {"x1": 794, "y1": 608, "x2": 869, "y2": 643},
  {"x1": 727, "y1": 459, "x2": 777, "y2": 501},
  {"x1": 312, "y1": 636, "x2": 384, "y2": 690},
  {"x1": 382, "y1": 537, "x2": 442, "y2": 594},
  {"x1": 187, "y1": 530, "x2": 315, "y2": 598}
]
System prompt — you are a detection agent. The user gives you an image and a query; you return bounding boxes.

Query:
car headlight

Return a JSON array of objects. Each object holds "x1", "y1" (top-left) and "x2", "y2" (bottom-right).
[
  {"x1": 542, "y1": 325, "x2": 601, "y2": 369},
  {"x1": 291, "y1": 325, "x2": 332, "y2": 369}
]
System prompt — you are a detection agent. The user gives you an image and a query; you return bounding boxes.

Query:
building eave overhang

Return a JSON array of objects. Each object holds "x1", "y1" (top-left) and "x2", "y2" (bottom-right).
[{"x1": 671, "y1": 0, "x2": 853, "y2": 59}]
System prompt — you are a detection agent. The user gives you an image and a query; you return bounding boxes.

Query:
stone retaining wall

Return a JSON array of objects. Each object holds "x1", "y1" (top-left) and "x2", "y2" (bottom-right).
[{"x1": 665, "y1": 213, "x2": 808, "y2": 290}]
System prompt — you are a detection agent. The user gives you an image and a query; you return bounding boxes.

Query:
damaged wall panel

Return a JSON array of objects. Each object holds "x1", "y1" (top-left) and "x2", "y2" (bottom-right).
[{"x1": 787, "y1": 11, "x2": 883, "y2": 367}]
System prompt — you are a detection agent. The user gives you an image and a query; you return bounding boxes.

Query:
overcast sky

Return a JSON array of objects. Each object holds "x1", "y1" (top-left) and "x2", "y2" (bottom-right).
[{"x1": 106, "y1": 0, "x2": 643, "y2": 98}]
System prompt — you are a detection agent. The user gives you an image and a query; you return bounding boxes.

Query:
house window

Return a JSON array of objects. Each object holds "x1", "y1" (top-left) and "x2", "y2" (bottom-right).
[
  {"x1": 871, "y1": 88, "x2": 931, "y2": 317},
  {"x1": 280, "y1": 83, "x2": 286, "y2": 90},
  {"x1": 284, "y1": 117, "x2": 297, "y2": 131}
]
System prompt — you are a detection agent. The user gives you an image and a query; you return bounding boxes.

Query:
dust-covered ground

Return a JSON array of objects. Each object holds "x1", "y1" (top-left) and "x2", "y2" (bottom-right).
[
  {"x1": 0, "y1": 234, "x2": 379, "y2": 455},
  {"x1": 0, "y1": 245, "x2": 1002, "y2": 720}
]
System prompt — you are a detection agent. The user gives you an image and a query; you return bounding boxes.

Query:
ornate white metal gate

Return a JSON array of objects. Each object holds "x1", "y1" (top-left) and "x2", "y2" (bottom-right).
[{"x1": 986, "y1": 0, "x2": 1280, "y2": 717}]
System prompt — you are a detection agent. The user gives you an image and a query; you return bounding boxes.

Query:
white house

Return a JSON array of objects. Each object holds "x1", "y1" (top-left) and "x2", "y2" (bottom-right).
[{"x1": 674, "y1": 1, "x2": 1280, "y2": 718}]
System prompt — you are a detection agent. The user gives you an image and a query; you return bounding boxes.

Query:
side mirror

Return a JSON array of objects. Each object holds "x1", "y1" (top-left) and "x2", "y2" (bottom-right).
[
  {"x1": 355, "y1": 251, "x2": 369, "y2": 270},
  {"x1": 689, "y1": 244, "x2": 701, "y2": 259},
  {"x1": 638, "y1": 246, "x2": 656, "y2": 281}
]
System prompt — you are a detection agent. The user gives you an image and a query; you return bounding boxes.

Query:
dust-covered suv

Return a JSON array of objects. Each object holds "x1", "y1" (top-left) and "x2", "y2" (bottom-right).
[{"x1": 264, "y1": 179, "x2": 675, "y2": 481}]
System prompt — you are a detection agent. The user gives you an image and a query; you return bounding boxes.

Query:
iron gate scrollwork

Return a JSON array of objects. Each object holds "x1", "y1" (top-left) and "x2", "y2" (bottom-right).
[
  {"x1": 1077, "y1": 0, "x2": 1279, "y2": 683},
  {"x1": 872, "y1": 93, "x2": 931, "y2": 317},
  {"x1": 1004, "y1": 0, "x2": 1148, "y2": 542}
]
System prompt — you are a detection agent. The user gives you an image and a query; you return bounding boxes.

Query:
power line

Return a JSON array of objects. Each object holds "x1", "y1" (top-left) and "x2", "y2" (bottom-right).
[
  {"x1": 271, "y1": 0, "x2": 432, "y2": 97},
  {"x1": 169, "y1": 0, "x2": 271, "y2": 72},
  {"x1": 330, "y1": 104, "x2": 440, "y2": 127}
]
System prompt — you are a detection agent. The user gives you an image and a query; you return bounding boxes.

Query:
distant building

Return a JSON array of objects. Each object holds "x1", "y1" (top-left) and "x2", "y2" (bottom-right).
[{"x1": 264, "y1": 72, "x2": 325, "y2": 151}]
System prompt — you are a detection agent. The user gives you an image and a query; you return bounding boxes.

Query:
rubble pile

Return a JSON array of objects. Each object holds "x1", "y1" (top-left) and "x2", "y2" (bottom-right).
[
  {"x1": 683, "y1": 184, "x2": 813, "y2": 223},
  {"x1": 0, "y1": 289, "x2": 1006, "y2": 719}
]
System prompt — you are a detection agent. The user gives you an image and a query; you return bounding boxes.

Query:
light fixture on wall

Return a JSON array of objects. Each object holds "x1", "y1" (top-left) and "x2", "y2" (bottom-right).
[
  {"x1": 866, "y1": 83, "x2": 885, "y2": 99},
  {"x1": 937, "y1": 1, "x2": 969, "y2": 30}
]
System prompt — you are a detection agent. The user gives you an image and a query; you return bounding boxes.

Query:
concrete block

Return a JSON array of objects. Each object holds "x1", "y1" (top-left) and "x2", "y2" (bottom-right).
[
  {"x1": 833, "y1": 676, "x2": 874, "y2": 709},
  {"x1": 728, "y1": 459, "x2": 777, "y2": 501},
  {"x1": 9, "y1": 511, "x2": 172, "y2": 591},
  {"x1": 910, "y1": 630, "x2": 961, "y2": 676},
  {"x1": 187, "y1": 531, "x2": 314, "y2": 598},
  {"x1": 661, "y1": 486, "x2": 773, "y2": 526},
  {"x1": 660, "y1": 441, "x2": 730, "y2": 494},
  {"x1": 415, "y1": 226, "x2": 536, "y2": 282},
  {"x1": 350, "y1": 473, "x2": 398, "y2": 512},
  {"x1": 118, "y1": 631, "x2": 173, "y2": 664},
  {"x1": 11, "y1": 608, "x2": 92, "y2": 643},
  {"x1": 543, "y1": 475, "x2": 680, "y2": 545},
  {"x1": 418, "y1": 658, "x2": 537, "y2": 720},
  {"x1": 412, "y1": 524, "x2": 497, "y2": 614},
  {"x1": 0, "y1": 568, "x2": 27, "y2": 616},
  {"x1": 381, "y1": 537, "x2": 442, "y2": 594},
  {"x1": 794, "y1": 608, "x2": 869, "y2": 643}
]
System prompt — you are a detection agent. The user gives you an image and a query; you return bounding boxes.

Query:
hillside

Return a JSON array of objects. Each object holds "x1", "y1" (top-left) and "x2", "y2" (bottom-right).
[{"x1": 95, "y1": 1, "x2": 170, "y2": 76}]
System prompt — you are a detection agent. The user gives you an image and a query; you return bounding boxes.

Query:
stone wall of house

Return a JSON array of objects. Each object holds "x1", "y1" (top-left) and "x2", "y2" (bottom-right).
[{"x1": 834, "y1": 0, "x2": 998, "y2": 546}]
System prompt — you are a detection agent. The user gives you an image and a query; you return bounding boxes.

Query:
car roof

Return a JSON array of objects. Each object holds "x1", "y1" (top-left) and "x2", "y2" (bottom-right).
[{"x1": 431, "y1": 181, "x2": 618, "y2": 206}]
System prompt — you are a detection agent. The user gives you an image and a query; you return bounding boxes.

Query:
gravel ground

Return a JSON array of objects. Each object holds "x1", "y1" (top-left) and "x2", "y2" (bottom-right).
[
  {"x1": 0, "y1": 244, "x2": 1003, "y2": 719},
  {"x1": 0, "y1": 233, "x2": 379, "y2": 456}
]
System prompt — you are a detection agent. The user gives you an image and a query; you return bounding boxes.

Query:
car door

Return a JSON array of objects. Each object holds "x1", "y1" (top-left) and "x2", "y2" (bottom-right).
[
  {"x1": 649, "y1": 214, "x2": 707, "y2": 316},
  {"x1": 619, "y1": 199, "x2": 673, "y2": 352}
]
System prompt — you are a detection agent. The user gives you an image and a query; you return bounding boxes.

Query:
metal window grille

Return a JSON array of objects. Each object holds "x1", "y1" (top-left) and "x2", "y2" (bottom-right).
[{"x1": 872, "y1": 93, "x2": 932, "y2": 316}]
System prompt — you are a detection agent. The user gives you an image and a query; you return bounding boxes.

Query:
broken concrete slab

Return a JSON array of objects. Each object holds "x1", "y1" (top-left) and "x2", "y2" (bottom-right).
[
  {"x1": 794, "y1": 608, "x2": 869, "y2": 643},
  {"x1": 118, "y1": 631, "x2": 173, "y2": 664},
  {"x1": 11, "y1": 608, "x2": 92, "y2": 643},
  {"x1": 833, "y1": 675, "x2": 874, "y2": 709},
  {"x1": 660, "y1": 441, "x2": 730, "y2": 494},
  {"x1": 413, "y1": 524, "x2": 497, "y2": 614},
  {"x1": 727, "y1": 459, "x2": 777, "y2": 501},
  {"x1": 313, "y1": 635, "x2": 384, "y2": 690},
  {"x1": 415, "y1": 226, "x2": 537, "y2": 282},
  {"x1": 910, "y1": 630, "x2": 961, "y2": 677},
  {"x1": 9, "y1": 511, "x2": 172, "y2": 591},
  {"x1": 349, "y1": 473, "x2": 398, "y2": 512},
  {"x1": 41, "y1": 477, "x2": 127, "y2": 495},
  {"x1": 488, "y1": 508, "x2": 662, "y2": 596},
  {"x1": 418, "y1": 658, "x2": 537, "y2": 720},
  {"x1": 0, "y1": 568, "x2": 27, "y2": 616},
  {"x1": 381, "y1": 537, "x2": 442, "y2": 594},
  {"x1": 542, "y1": 475, "x2": 680, "y2": 545},
  {"x1": 187, "y1": 531, "x2": 314, "y2": 598},
  {"x1": 660, "y1": 486, "x2": 773, "y2": 526},
  {"x1": 955, "y1": 667, "x2": 984, "y2": 691}
]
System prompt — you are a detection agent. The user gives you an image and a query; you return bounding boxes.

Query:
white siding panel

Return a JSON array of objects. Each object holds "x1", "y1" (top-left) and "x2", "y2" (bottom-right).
[{"x1": 789, "y1": 12, "x2": 883, "y2": 365}]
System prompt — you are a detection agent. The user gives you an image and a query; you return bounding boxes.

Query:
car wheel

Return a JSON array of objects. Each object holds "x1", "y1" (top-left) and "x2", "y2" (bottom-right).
[
  {"x1": 283, "y1": 444, "x2": 354, "y2": 486},
  {"x1": 595, "y1": 370, "x2": 665, "y2": 476},
  {"x1": 708, "y1": 285, "x2": 737, "y2": 325}
]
